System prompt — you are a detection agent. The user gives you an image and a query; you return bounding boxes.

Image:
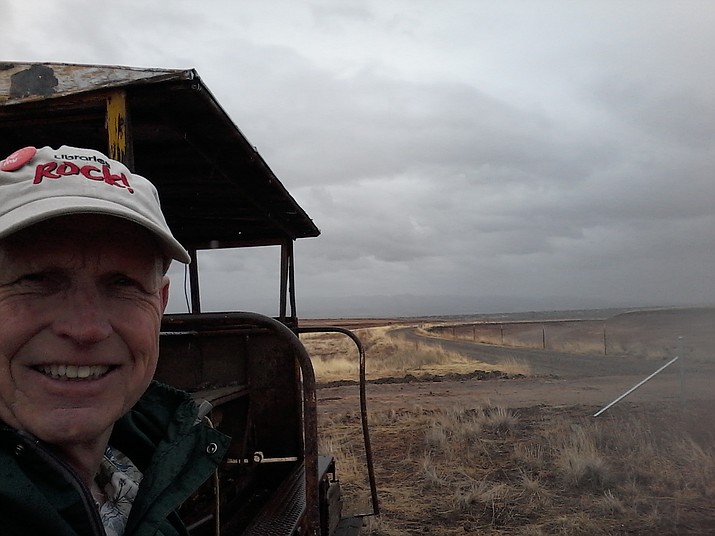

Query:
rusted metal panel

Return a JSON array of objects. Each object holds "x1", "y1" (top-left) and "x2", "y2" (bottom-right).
[
  {"x1": 0, "y1": 62, "x2": 193, "y2": 105},
  {"x1": 159, "y1": 312, "x2": 321, "y2": 534}
]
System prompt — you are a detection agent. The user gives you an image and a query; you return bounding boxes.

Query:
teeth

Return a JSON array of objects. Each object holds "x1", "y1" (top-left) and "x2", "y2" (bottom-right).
[{"x1": 38, "y1": 364, "x2": 110, "y2": 380}]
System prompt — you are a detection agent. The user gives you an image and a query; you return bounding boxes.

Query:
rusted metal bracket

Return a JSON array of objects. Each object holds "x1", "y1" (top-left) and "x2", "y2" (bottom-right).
[{"x1": 225, "y1": 451, "x2": 300, "y2": 465}]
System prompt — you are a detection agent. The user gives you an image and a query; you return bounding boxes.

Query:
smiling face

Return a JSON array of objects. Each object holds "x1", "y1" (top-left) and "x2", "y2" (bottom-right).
[{"x1": 0, "y1": 215, "x2": 169, "y2": 448}]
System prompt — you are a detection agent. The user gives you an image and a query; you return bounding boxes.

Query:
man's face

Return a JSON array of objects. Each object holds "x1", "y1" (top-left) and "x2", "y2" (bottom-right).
[{"x1": 0, "y1": 215, "x2": 169, "y2": 447}]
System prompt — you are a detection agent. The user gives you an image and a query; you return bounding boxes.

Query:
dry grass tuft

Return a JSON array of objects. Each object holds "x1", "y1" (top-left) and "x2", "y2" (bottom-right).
[
  {"x1": 554, "y1": 424, "x2": 612, "y2": 490},
  {"x1": 482, "y1": 405, "x2": 519, "y2": 435},
  {"x1": 420, "y1": 453, "x2": 449, "y2": 489},
  {"x1": 598, "y1": 489, "x2": 626, "y2": 515},
  {"x1": 319, "y1": 434, "x2": 360, "y2": 482}
]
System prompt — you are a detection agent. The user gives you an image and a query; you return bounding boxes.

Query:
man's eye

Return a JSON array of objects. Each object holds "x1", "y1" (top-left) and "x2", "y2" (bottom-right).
[
  {"x1": 15, "y1": 272, "x2": 61, "y2": 291},
  {"x1": 19, "y1": 272, "x2": 50, "y2": 284},
  {"x1": 111, "y1": 275, "x2": 145, "y2": 290}
]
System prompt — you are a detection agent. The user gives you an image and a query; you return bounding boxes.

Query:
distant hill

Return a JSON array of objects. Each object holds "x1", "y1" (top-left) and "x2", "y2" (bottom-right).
[{"x1": 297, "y1": 293, "x2": 703, "y2": 319}]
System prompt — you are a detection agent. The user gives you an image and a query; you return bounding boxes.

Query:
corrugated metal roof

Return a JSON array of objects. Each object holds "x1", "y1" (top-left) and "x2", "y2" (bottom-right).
[{"x1": 0, "y1": 62, "x2": 320, "y2": 249}]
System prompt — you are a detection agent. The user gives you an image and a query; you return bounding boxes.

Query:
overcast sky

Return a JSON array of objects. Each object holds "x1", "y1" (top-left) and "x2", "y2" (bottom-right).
[{"x1": 2, "y1": 0, "x2": 714, "y2": 317}]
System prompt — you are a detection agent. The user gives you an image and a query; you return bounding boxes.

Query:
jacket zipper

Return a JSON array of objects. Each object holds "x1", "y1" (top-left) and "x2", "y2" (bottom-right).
[{"x1": 16, "y1": 430, "x2": 106, "y2": 536}]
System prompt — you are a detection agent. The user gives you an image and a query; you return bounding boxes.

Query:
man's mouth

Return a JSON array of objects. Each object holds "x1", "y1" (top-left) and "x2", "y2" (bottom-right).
[{"x1": 35, "y1": 364, "x2": 113, "y2": 381}]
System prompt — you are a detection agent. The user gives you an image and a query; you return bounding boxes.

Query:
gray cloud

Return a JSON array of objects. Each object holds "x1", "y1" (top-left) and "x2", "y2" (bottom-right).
[{"x1": 3, "y1": 0, "x2": 714, "y2": 315}]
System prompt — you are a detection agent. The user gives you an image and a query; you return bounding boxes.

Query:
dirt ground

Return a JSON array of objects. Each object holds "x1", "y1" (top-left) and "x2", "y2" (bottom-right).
[
  {"x1": 315, "y1": 307, "x2": 715, "y2": 535},
  {"x1": 318, "y1": 371, "x2": 712, "y2": 417}
]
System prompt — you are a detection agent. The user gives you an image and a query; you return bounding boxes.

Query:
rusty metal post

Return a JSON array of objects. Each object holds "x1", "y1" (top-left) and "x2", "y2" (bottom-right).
[
  {"x1": 188, "y1": 249, "x2": 201, "y2": 313},
  {"x1": 298, "y1": 326, "x2": 380, "y2": 518},
  {"x1": 279, "y1": 240, "x2": 297, "y2": 322},
  {"x1": 288, "y1": 241, "x2": 297, "y2": 320},
  {"x1": 280, "y1": 241, "x2": 289, "y2": 322}
]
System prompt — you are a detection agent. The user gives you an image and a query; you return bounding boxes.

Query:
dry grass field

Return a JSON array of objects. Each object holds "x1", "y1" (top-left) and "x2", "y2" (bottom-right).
[{"x1": 301, "y1": 307, "x2": 715, "y2": 535}]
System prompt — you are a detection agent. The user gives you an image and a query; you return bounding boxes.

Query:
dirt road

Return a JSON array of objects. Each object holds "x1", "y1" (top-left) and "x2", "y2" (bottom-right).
[{"x1": 394, "y1": 326, "x2": 693, "y2": 377}]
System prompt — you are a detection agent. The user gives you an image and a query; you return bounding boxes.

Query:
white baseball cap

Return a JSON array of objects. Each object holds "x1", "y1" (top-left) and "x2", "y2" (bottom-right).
[{"x1": 0, "y1": 145, "x2": 190, "y2": 263}]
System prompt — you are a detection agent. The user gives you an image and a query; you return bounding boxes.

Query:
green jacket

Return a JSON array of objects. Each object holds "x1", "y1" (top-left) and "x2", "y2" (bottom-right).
[{"x1": 0, "y1": 382, "x2": 230, "y2": 536}]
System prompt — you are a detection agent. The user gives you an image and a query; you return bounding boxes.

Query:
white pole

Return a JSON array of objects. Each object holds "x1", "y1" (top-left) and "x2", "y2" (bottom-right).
[{"x1": 593, "y1": 356, "x2": 680, "y2": 417}]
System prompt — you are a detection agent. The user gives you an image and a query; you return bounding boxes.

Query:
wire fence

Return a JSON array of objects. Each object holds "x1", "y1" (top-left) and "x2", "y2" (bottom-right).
[{"x1": 426, "y1": 308, "x2": 714, "y2": 361}]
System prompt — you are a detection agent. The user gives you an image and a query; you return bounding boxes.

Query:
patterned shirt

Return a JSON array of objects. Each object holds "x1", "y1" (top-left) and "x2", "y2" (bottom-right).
[{"x1": 95, "y1": 445, "x2": 144, "y2": 536}]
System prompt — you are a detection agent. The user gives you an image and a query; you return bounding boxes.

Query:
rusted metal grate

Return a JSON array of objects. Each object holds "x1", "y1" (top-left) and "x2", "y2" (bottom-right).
[{"x1": 240, "y1": 463, "x2": 306, "y2": 536}]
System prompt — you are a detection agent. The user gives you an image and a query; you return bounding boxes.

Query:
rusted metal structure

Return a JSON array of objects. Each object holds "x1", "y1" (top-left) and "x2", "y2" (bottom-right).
[{"x1": 0, "y1": 62, "x2": 378, "y2": 536}]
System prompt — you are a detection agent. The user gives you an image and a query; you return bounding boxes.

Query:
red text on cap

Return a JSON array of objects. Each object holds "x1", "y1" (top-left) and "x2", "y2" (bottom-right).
[{"x1": 33, "y1": 161, "x2": 134, "y2": 193}]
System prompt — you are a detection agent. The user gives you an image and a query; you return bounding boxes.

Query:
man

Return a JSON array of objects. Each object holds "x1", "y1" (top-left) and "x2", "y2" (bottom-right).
[{"x1": 0, "y1": 146, "x2": 229, "y2": 535}]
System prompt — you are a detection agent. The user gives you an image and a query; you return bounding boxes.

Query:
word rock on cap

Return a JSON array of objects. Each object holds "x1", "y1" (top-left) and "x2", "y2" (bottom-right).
[{"x1": 0, "y1": 145, "x2": 190, "y2": 263}]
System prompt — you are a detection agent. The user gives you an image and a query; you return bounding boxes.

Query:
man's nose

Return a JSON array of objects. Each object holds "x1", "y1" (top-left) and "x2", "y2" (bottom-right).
[{"x1": 52, "y1": 285, "x2": 112, "y2": 345}]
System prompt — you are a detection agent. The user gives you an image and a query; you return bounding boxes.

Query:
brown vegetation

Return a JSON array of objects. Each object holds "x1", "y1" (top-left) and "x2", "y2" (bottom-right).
[
  {"x1": 321, "y1": 401, "x2": 715, "y2": 535},
  {"x1": 304, "y1": 309, "x2": 715, "y2": 535}
]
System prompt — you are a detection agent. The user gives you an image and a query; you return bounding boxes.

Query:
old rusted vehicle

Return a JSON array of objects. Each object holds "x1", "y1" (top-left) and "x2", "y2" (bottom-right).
[{"x1": 0, "y1": 62, "x2": 378, "y2": 535}]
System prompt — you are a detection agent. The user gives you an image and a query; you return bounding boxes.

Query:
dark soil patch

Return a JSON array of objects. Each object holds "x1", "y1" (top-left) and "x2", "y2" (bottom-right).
[{"x1": 317, "y1": 369, "x2": 525, "y2": 389}]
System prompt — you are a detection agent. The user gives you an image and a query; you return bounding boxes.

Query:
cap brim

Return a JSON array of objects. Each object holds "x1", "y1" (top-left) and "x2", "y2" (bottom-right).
[{"x1": 0, "y1": 195, "x2": 191, "y2": 263}]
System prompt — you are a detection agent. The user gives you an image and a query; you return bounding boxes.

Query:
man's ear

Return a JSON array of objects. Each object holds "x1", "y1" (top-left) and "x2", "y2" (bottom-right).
[{"x1": 160, "y1": 276, "x2": 170, "y2": 313}]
